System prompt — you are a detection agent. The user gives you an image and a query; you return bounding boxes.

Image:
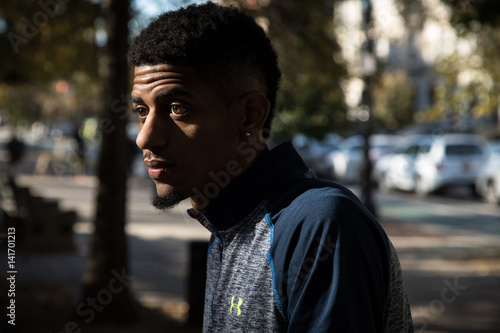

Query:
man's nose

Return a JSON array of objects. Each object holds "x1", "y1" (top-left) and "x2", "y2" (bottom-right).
[{"x1": 136, "y1": 111, "x2": 168, "y2": 150}]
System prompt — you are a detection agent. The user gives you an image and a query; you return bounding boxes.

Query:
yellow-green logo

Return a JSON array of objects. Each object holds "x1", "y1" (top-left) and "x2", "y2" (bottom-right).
[{"x1": 229, "y1": 296, "x2": 243, "y2": 316}]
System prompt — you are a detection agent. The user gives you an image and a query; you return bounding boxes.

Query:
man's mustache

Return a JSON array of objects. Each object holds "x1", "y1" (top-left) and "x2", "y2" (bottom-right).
[{"x1": 143, "y1": 150, "x2": 173, "y2": 163}]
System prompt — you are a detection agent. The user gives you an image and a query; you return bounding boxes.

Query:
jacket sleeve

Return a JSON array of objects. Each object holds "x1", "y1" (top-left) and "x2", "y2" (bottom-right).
[{"x1": 271, "y1": 189, "x2": 392, "y2": 332}]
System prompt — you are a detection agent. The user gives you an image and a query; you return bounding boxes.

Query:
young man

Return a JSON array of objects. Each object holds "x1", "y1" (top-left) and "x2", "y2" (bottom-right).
[{"x1": 128, "y1": 3, "x2": 413, "y2": 332}]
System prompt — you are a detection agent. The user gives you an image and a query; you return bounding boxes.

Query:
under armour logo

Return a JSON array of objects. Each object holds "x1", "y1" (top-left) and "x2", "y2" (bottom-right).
[{"x1": 229, "y1": 296, "x2": 243, "y2": 316}]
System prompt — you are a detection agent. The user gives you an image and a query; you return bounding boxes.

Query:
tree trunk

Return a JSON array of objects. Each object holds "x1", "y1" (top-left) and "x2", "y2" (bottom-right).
[
  {"x1": 81, "y1": 0, "x2": 135, "y2": 323},
  {"x1": 360, "y1": 0, "x2": 377, "y2": 218}
]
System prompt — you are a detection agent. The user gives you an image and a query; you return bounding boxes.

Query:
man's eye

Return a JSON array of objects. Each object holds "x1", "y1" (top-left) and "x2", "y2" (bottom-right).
[
  {"x1": 135, "y1": 107, "x2": 148, "y2": 118},
  {"x1": 170, "y1": 104, "x2": 188, "y2": 116}
]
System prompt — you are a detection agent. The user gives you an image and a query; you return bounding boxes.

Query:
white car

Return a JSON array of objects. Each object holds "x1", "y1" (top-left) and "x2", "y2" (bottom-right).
[
  {"x1": 293, "y1": 135, "x2": 340, "y2": 179},
  {"x1": 329, "y1": 134, "x2": 398, "y2": 183},
  {"x1": 476, "y1": 169, "x2": 500, "y2": 205},
  {"x1": 475, "y1": 141, "x2": 500, "y2": 204},
  {"x1": 374, "y1": 135, "x2": 434, "y2": 192},
  {"x1": 413, "y1": 134, "x2": 488, "y2": 196}
]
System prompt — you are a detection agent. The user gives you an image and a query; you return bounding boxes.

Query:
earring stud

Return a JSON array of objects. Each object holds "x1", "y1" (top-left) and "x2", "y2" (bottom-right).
[{"x1": 245, "y1": 132, "x2": 250, "y2": 137}]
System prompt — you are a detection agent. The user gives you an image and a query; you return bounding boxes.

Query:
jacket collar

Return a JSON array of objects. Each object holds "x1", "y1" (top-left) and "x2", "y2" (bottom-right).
[{"x1": 188, "y1": 141, "x2": 310, "y2": 231}]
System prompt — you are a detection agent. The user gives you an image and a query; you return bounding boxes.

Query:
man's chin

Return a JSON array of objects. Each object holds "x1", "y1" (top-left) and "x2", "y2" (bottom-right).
[{"x1": 151, "y1": 188, "x2": 186, "y2": 210}]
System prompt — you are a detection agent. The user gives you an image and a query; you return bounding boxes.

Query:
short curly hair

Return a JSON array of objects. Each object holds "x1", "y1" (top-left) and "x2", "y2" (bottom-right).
[{"x1": 127, "y1": 2, "x2": 281, "y2": 135}]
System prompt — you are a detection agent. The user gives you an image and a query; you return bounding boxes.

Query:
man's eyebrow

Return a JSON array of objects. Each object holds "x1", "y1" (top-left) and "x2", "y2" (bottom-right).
[
  {"x1": 155, "y1": 88, "x2": 193, "y2": 100},
  {"x1": 130, "y1": 88, "x2": 193, "y2": 105},
  {"x1": 130, "y1": 96, "x2": 144, "y2": 104}
]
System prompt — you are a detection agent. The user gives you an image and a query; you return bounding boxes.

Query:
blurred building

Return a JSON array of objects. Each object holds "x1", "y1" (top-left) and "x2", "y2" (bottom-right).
[
  {"x1": 335, "y1": 0, "x2": 460, "y2": 114},
  {"x1": 334, "y1": 0, "x2": 500, "y2": 136},
  {"x1": 217, "y1": 0, "x2": 498, "y2": 136}
]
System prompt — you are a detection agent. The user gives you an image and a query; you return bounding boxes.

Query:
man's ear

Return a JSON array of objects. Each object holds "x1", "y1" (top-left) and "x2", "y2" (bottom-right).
[{"x1": 240, "y1": 91, "x2": 270, "y2": 136}]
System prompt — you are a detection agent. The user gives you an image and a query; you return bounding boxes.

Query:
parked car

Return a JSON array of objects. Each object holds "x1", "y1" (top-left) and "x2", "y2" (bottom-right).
[
  {"x1": 475, "y1": 140, "x2": 500, "y2": 204},
  {"x1": 413, "y1": 134, "x2": 488, "y2": 196},
  {"x1": 328, "y1": 134, "x2": 398, "y2": 183},
  {"x1": 476, "y1": 169, "x2": 500, "y2": 205},
  {"x1": 374, "y1": 135, "x2": 434, "y2": 192},
  {"x1": 294, "y1": 134, "x2": 340, "y2": 179}
]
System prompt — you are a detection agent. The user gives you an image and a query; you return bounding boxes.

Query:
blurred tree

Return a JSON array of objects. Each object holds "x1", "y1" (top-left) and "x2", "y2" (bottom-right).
[
  {"x1": 0, "y1": 0, "x2": 100, "y2": 83},
  {"x1": 81, "y1": 0, "x2": 136, "y2": 323},
  {"x1": 372, "y1": 70, "x2": 415, "y2": 131},
  {"x1": 222, "y1": 0, "x2": 348, "y2": 140},
  {"x1": 0, "y1": 0, "x2": 101, "y2": 122},
  {"x1": 441, "y1": 0, "x2": 500, "y2": 27},
  {"x1": 1, "y1": 0, "x2": 137, "y2": 324},
  {"x1": 445, "y1": 0, "x2": 500, "y2": 121},
  {"x1": 422, "y1": 0, "x2": 500, "y2": 133}
]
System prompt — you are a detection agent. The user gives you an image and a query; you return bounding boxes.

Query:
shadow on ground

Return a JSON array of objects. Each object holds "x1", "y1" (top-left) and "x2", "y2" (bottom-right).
[
  {"x1": 0, "y1": 230, "x2": 205, "y2": 333},
  {"x1": 0, "y1": 278, "x2": 202, "y2": 333}
]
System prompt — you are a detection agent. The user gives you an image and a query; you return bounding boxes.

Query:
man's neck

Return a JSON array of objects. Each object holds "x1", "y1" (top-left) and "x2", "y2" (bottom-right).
[{"x1": 189, "y1": 140, "x2": 269, "y2": 215}]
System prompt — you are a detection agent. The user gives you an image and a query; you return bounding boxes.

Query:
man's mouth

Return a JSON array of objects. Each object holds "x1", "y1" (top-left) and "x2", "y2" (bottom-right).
[
  {"x1": 148, "y1": 166, "x2": 172, "y2": 179},
  {"x1": 144, "y1": 159, "x2": 174, "y2": 180}
]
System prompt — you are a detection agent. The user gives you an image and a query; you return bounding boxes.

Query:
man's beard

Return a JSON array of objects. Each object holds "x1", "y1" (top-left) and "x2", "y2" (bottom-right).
[{"x1": 151, "y1": 192, "x2": 185, "y2": 210}]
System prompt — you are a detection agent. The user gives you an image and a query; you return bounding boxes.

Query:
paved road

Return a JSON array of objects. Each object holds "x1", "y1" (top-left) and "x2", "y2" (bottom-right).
[
  {"x1": 373, "y1": 189, "x2": 500, "y2": 333},
  {"x1": 379, "y1": 189, "x2": 500, "y2": 234},
  {"x1": 14, "y1": 175, "x2": 500, "y2": 332}
]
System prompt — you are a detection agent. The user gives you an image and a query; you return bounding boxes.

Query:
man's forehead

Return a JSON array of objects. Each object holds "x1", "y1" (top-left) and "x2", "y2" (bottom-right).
[
  {"x1": 134, "y1": 63, "x2": 196, "y2": 79},
  {"x1": 130, "y1": 63, "x2": 225, "y2": 104},
  {"x1": 132, "y1": 64, "x2": 198, "y2": 94}
]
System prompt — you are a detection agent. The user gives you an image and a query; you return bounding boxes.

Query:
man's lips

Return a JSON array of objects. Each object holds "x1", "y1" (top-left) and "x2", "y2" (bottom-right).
[{"x1": 144, "y1": 159, "x2": 174, "y2": 179}]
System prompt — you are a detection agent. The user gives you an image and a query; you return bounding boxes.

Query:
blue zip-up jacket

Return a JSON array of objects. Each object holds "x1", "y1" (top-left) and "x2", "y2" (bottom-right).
[{"x1": 188, "y1": 141, "x2": 413, "y2": 332}]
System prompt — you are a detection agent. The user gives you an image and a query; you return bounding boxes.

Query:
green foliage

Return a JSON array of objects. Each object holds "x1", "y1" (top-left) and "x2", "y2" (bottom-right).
[
  {"x1": 372, "y1": 70, "x2": 415, "y2": 130},
  {"x1": 441, "y1": 0, "x2": 500, "y2": 27},
  {"x1": 0, "y1": 0, "x2": 101, "y2": 83},
  {"x1": 428, "y1": 26, "x2": 500, "y2": 120},
  {"x1": 422, "y1": 0, "x2": 500, "y2": 128},
  {"x1": 0, "y1": 0, "x2": 101, "y2": 122}
]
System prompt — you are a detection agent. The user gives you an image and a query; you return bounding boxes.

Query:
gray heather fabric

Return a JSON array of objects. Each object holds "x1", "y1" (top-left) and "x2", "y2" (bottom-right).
[
  {"x1": 192, "y1": 204, "x2": 287, "y2": 332},
  {"x1": 189, "y1": 205, "x2": 413, "y2": 333},
  {"x1": 384, "y1": 242, "x2": 414, "y2": 333}
]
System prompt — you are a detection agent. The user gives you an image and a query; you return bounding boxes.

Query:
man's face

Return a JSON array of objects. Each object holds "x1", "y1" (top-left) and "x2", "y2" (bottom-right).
[{"x1": 131, "y1": 64, "x2": 245, "y2": 209}]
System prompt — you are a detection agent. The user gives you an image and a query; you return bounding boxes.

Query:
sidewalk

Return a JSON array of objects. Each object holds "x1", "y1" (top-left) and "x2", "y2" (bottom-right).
[
  {"x1": 12, "y1": 174, "x2": 210, "y2": 332},
  {"x1": 380, "y1": 217, "x2": 500, "y2": 333},
  {"x1": 8, "y1": 174, "x2": 500, "y2": 332}
]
